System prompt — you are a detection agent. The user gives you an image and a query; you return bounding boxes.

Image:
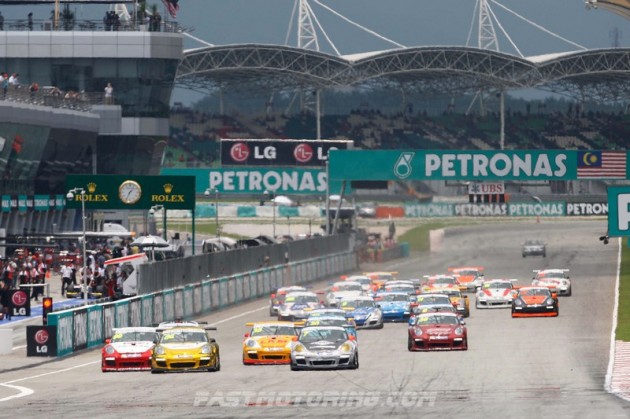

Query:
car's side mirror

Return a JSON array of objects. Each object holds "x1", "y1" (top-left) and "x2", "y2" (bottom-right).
[
  {"x1": 104, "y1": 338, "x2": 111, "y2": 344},
  {"x1": 152, "y1": 339, "x2": 158, "y2": 344},
  {"x1": 348, "y1": 335, "x2": 356, "y2": 341},
  {"x1": 292, "y1": 336, "x2": 298, "y2": 341},
  {"x1": 244, "y1": 333, "x2": 249, "y2": 338},
  {"x1": 209, "y1": 338, "x2": 216, "y2": 343}
]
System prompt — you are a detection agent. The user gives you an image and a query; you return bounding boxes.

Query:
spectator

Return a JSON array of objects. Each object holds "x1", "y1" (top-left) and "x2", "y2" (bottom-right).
[
  {"x1": 0, "y1": 12, "x2": 4, "y2": 31},
  {"x1": 29, "y1": 81, "x2": 39, "y2": 99},
  {"x1": 0, "y1": 281, "x2": 12, "y2": 321},
  {"x1": 2, "y1": 74, "x2": 8, "y2": 98},
  {"x1": 60, "y1": 263, "x2": 73, "y2": 297},
  {"x1": 9, "y1": 73, "x2": 19, "y2": 88},
  {"x1": 104, "y1": 82, "x2": 114, "y2": 104},
  {"x1": 28, "y1": 12, "x2": 33, "y2": 31}
]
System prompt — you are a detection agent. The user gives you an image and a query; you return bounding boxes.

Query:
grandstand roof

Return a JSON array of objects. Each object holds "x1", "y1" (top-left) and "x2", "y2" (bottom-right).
[
  {"x1": 175, "y1": 44, "x2": 630, "y2": 103},
  {"x1": 588, "y1": 1, "x2": 630, "y2": 20}
]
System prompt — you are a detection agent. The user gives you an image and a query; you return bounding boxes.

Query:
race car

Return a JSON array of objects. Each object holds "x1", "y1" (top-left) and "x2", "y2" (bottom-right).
[
  {"x1": 532, "y1": 269, "x2": 571, "y2": 296},
  {"x1": 277, "y1": 291, "x2": 324, "y2": 321},
  {"x1": 340, "y1": 275, "x2": 373, "y2": 293},
  {"x1": 269, "y1": 286, "x2": 308, "y2": 316},
  {"x1": 408, "y1": 312, "x2": 468, "y2": 351},
  {"x1": 420, "y1": 275, "x2": 461, "y2": 293},
  {"x1": 431, "y1": 288, "x2": 470, "y2": 318},
  {"x1": 522, "y1": 240, "x2": 546, "y2": 258},
  {"x1": 242, "y1": 321, "x2": 299, "y2": 365},
  {"x1": 364, "y1": 271, "x2": 398, "y2": 293},
  {"x1": 290, "y1": 325, "x2": 359, "y2": 370},
  {"x1": 151, "y1": 324, "x2": 220, "y2": 373},
  {"x1": 325, "y1": 281, "x2": 365, "y2": 307},
  {"x1": 304, "y1": 316, "x2": 357, "y2": 340},
  {"x1": 381, "y1": 280, "x2": 417, "y2": 296},
  {"x1": 475, "y1": 279, "x2": 518, "y2": 309},
  {"x1": 101, "y1": 327, "x2": 158, "y2": 372},
  {"x1": 511, "y1": 286, "x2": 559, "y2": 318},
  {"x1": 339, "y1": 296, "x2": 384, "y2": 329},
  {"x1": 374, "y1": 291, "x2": 412, "y2": 322},
  {"x1": 408, "y1": 303, "x2": 460, "y2": 325},
  {"x1": 448, "y1": 266, "x2": 485, "y2": 292}
]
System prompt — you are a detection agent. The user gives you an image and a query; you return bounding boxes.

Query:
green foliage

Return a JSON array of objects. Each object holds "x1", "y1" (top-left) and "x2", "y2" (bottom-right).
[
  {"x1": 398, "y1": 221, "x2": 470, "y2": 252},
  {"x1": 617, "y1": 242, "x2": 630, "y2": 341}
]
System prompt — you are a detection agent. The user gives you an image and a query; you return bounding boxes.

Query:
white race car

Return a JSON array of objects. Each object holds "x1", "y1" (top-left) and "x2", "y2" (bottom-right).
[
  {"x1": 532, "y1": 269, "x2": 571, "y2": 296},
  {"x1": 475, "y1": 279, "x2": 518, "y2": 309}
]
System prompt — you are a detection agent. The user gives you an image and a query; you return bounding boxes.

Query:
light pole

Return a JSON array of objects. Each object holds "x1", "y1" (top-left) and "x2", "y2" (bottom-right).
[
  {"x1": 149, "y1": 204, "x2": 167, "y2": 240},
  {"x1": 264, "y1": 190, "x2": 276, "y2": 238},
  {"x1": 66, "y1": 187, "x2": 88, "y2": 306},
  {"x1": 204, "y1": 188, "x2": 220, "y2": 239}
]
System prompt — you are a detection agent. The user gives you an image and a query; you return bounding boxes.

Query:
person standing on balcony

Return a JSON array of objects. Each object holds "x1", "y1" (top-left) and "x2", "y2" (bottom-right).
[{"x1": 104, "y1": 82, "x2": 114, "y2": 104}]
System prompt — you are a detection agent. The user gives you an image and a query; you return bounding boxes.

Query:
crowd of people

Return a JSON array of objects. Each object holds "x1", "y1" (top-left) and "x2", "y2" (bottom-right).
[{"x1": 0, "y1": 237, "x2": 145, "y2": 321}]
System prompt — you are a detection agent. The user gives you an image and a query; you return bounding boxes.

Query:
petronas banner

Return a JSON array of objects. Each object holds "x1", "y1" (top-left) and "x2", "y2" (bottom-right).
[{"x1": 329, "y1": 150, "x2": 628, "y2": 181}]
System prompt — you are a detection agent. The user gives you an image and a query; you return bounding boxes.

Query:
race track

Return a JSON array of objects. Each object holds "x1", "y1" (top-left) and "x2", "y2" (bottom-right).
[{"x1": 1, "y1": 220, "x2": 629, "y2": 418}]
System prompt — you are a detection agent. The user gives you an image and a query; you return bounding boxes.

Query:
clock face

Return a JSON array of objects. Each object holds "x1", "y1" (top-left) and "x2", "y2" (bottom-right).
[{"x1": 119, "y1": 180, "x2": 142, "y2": 204}]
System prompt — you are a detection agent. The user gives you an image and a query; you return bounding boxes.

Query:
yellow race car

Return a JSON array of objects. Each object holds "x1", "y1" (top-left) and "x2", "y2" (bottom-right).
[
  {"x1": 151, "y1": 323, "x2": 220, "y2": 373},
  {"x1": 243, "y1": 321, "x2": 300, "y2": 365},
  {"x1": 430, "y1": 288, "x2": 470, "y2": 318}
]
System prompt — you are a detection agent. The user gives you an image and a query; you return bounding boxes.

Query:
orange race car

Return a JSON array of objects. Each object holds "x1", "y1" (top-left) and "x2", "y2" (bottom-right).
[
  {"x1": 242, "y1": 321, "x2": 301, "y2": 365},
  {"x1": 511, "y1": 286, "x2": 558, "y2": 318},
  {"x1": 364, "y1": 271, "x2": 398, "y2": 293},
  {"x1": 448, "y1": 266, "x2": 485, "y2": 292},
  {"x1": 420, "y1": 275, "x2": 461, "y2": 294}
]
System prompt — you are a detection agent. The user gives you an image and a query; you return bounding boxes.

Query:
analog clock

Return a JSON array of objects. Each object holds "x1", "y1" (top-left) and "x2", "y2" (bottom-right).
[{"x1": 118, "y1": 180, "x2": 142, "y2": 204}]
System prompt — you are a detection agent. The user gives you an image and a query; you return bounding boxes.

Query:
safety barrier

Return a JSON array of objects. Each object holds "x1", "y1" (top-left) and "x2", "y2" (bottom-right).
[{"x1": 46, "y1": 251, "x2": 357, "y2": 357}]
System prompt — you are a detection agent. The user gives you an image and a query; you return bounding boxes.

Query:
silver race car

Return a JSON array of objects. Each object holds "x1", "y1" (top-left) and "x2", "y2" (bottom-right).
[{"x1": 290, "y1": 326, "x2": 359, "y2": 370}]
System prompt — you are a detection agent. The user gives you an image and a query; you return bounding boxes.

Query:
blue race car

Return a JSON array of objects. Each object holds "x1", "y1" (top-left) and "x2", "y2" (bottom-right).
[
  {"x1": 339, "y1": 296, "x2": 384, "y2": 329},
  {"x1": 374, "y1": 291, "x2": 412, "y2": 322}
]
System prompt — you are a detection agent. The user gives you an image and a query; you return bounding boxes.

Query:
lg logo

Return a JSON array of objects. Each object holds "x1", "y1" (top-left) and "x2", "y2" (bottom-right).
[
  {"x1": 294, "y1": 143, "x2": 314, "y2": 163},
  {"x1": 12, "y1": 290, "x2": 28, "y2": 306},
  {"x1": 229, "y1": 143, "x2": 250, "y2": 162},
  {"x1": 35, "y1": 329, "x2": 49, "y2": 345}
]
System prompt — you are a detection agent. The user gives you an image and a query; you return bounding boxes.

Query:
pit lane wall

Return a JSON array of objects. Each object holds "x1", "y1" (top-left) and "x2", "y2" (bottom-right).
[{"x1": 46, "y1": 251, "x2": 356, "y2": 357}]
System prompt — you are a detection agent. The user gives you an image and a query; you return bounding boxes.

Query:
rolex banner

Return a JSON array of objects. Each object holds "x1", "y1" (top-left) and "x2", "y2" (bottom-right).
[{"x1": 65, "y1": 175, "x2": 195, "y2": 210}]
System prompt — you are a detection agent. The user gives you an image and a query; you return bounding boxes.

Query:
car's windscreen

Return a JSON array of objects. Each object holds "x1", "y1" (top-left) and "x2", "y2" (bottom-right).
[
  {"x1": 379, "y1": 294, "x2": 409, "y2": 302},
  {"x1": 309, "y1": 310, "x2": 345, "y2": 317},
  {"x1": 111, "y1": 331, "x2": 156, "y2": 343},
  {"x1": 250, "y1": 325, "x2": 297, "y2": 337},
  {"x1": 520, "y1": 289, "x2": 550, "y2": 297},
  {"x1": 415, "y1": 315, "x2": 459, "y2": 325},
  {"x1": 416, "y1": 295, "x2": 451, "y2": 305},
  {"x1": 285, "y1": 295, "x2": 318, "y2": 304},
  {"x1": 160, "y1": 330, "x2": 209, "y2": 343},
  {"x1": 341, "y1": 299, "x2": 375, "y2": 308},
  {"x1": 432, "y1": 277, "x2": 456, "y2": 284},
  {"x1": 306, "y1": 318, "x2": 346, "y2": 327},
  {"x1": 483, "y1": 282, "x2": 512, "y2": 289},
  {"x1": 336, "y1": 283, "x2": 363, "y2": 292},
  {"x1": 299, "y1": 328, "x2": 348, "y2": 343}
]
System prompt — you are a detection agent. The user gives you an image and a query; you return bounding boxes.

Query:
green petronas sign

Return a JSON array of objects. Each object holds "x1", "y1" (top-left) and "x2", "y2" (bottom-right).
[{"x1": 329, "y1": 150, "x2": 628, "y2": 181}]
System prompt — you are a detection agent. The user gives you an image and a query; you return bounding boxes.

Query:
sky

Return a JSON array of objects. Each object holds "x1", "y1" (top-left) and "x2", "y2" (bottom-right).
[{"x1": 2, "y1": 0, "x2": 630, "y2": 104}]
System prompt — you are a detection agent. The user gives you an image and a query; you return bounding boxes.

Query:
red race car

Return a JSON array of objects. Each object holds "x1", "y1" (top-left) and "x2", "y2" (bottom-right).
[
  {"x1": 408, "y1": 312, "x2": 468, "y2": 351},
  {"x1": 511, "y1": 286, "x2": 558, "y2": 318},
  {"x1": 101, "y1": 327, "x2": 158, "y2": 372}
]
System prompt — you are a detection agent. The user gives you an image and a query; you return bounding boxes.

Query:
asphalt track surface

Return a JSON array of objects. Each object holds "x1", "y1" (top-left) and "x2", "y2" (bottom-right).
[{"x1": 1, "y1": 220, "x2": 629, "y2": 418}]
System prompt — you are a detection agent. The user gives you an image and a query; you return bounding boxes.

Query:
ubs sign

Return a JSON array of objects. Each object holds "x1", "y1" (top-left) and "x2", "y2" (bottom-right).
[{"x1": 221, "y1": 139, "x2": 352, "y2": 167}]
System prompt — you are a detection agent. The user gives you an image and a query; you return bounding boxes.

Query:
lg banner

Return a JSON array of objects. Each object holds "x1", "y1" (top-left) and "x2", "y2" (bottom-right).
[
  {"x1": 27, "y1": 326, "x2": 57, "y2": 357},
  {"x1": 11, "y1": 289, "x2": 30, "y2": 317},
  {"x1": 221, "y1": 139, "x2": 352, "y2": 167}
]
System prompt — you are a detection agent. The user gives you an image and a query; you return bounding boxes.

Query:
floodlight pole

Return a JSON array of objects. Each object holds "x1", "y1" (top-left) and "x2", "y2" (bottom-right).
[{"x1": 67, "y1": 187, "x2": 88, "y2": 306}]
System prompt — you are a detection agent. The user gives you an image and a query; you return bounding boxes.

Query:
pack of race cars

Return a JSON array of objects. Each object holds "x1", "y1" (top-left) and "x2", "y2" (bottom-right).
[{"x1": 101, "y1": 267, "x2": 569, "y2": 372}]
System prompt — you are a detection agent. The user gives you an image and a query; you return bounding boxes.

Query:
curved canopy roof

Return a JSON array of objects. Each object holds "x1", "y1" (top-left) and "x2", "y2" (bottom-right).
[
  {"x1": 588, "y1": 0, "x2": 630, "y2": 20},
  {"x1": 175, "y1": 44, "x2": 630, "y2": 103}
]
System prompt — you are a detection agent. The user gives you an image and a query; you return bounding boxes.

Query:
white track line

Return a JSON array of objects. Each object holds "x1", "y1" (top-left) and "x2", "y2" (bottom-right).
[
  {"x1": 11, "y1": 345, "x2": 26, "y2": 351},
  {"x1": 212, "y1": 305, "x2": 267, "y2": 325},
  {"x1": 605, "y1": 238, "x2": 624, "y2": 397},
  {"x1": 0, "y1": 360, "x2": 99, "y2": 403}
]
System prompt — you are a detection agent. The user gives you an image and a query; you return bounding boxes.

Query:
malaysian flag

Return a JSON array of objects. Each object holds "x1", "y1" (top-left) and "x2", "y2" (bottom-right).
[
  {"x1": 576, "y1": 151, "x2": 627, "y2": 179},
  {"x1": 162, "y1": 0, "x2": 180, "y2": 18}
]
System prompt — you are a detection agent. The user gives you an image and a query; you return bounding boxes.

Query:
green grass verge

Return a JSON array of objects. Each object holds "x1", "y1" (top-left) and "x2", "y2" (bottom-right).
[
  {"x1": 398, "y1": 221, "x2": 475, "y2": 252},
  {"x1": 617, "y1": 242, "x2": 630, "y2": 341}
]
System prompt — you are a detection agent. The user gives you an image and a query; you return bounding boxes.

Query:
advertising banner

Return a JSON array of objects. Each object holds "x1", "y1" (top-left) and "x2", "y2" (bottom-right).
[
  {"x1": 27, "y1": 326, "x2": 57, "y2": 357},
  {"x1": 566, "y1": 202, "x2": 608, "y2": 216},
  {"x1": 10, "y1": 289, "x2": 30, "y2": 317},
  {"x1": 73, "y1": 308, "x2": 88, "y2": 351},
  {"x1": 221, "y1": 139, "x2": 351, "y2": 167}
]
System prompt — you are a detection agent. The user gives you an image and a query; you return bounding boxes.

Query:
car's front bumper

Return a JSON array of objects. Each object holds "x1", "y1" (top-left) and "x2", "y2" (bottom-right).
[
  {"x1": 151, "y1": 354, "x2": 218, "y2": 371},
  {"x1": 512, "y1": 305, "x2": 558, "y2": 317},
  {"x1": 354, "y1": 317, "x2": 383, "y2": 329},
  {"x1": 291, "y1": 353, "x2": 356, "y2": 369},
  {"x1": 409, "y1": 336, "x2": 467, "y2": 351},
  {"x1": 102, "y1": 355, "x2": 151, "y2": 371},
  {"x1": 476, "y1": 298, "x2": 512, "y2": 308},
  {"x1": 243, "y1": 348, "x2": 291, "y2": 364}
]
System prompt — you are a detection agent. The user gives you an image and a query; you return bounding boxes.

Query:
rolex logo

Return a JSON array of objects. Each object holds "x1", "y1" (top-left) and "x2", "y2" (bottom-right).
[
  {"x1": 163, "y1": 183, "x2": 173, "y2": 194},
  {"x1": 87, "y1": 182, "x2": 97, "y2": 193}
]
